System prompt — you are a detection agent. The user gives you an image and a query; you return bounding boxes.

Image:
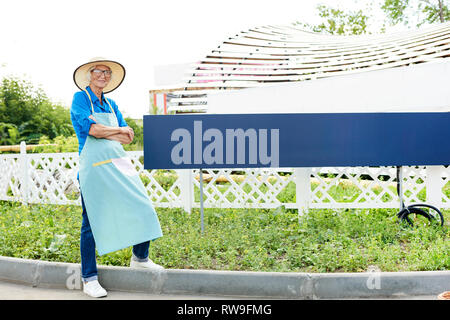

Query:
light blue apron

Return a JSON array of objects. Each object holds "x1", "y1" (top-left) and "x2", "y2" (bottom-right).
[{"x1": 78, "y1": 89, "x2": 162, "y2": 255}]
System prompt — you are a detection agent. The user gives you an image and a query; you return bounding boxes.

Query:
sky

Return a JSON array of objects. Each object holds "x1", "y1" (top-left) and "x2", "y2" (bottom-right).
[{"x1": 0, "y1": 0, "x2": 402, "y2": 118}]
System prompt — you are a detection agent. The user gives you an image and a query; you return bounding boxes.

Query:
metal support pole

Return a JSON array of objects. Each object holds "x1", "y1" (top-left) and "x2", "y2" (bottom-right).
[
  {"x1": 199, "y1": 168, "x2": 204, "y2": 234},
  {"x1": 177, "y1": 169, "x2": 193, "y2": 214},
  {"x1": 397, "y1": 166, "x2": 405, "y2": 210},
  {"x1": 426, "y1": 166, "x2": 442, "y2": 209},
  {"x1": 295, "y1": 168, "x2": 311, "y2": 218}
]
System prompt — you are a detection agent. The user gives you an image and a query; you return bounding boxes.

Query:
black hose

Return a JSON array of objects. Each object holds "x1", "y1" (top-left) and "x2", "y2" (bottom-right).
[
  {"x1": 396, "y1": 166, "x2": 444, "y2": 227},
  {"x1": 406, "y1": 203, "x2": 444, "y2": 227},
  {"x1": 397, "y1": 206, "x2": 443, "y2": 227}
]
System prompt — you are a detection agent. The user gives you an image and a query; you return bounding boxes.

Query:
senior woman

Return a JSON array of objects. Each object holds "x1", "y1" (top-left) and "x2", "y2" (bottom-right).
[{"x1": 71, "y1": 57, "x2": 163, "y2": 298}]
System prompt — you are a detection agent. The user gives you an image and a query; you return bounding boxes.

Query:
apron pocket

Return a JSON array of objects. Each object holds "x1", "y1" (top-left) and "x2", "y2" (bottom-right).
[{"x1": 111, "y1": 157, "x2": 139, "y2": 177}]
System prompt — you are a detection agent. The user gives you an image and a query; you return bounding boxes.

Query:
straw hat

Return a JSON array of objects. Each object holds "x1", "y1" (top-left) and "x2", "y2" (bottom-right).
[{"x1": 73, "y1": 57, "x2": 126, "y2": 94}]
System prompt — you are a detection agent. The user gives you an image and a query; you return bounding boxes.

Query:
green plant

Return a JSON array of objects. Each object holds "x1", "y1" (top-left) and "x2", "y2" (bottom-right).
[
  {"x1": 32, "y1": 134, "x2": 79, "y2": 153},
  {"x1": 0, "y1": 200, "x2": 448, "y2": 273},
  {"x1": 0, "y1": 77, "x2": 74, "y2": 144}
]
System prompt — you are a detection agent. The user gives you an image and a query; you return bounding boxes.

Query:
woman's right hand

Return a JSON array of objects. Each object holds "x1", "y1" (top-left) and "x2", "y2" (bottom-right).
[{"x1": 108, "y1": 133, "x2": 132, "y2": 144}]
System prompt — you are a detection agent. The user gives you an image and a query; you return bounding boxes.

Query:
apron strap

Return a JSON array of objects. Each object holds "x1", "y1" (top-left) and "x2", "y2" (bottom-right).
[
  {"x1": 104, "y1": 97, "x2": 118, "y2": 120},
  {"x1": 82, "y1": 88, "x2": 118, "y2": 121},
  {"x1": 82, "y1": 88, "x2": 95, "y2": 114}
]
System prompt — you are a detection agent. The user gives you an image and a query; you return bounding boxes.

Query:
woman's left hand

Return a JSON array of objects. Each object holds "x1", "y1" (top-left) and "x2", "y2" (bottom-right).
[{"x1": 120, "y1": 126, "x2": 134, "y2": 142}]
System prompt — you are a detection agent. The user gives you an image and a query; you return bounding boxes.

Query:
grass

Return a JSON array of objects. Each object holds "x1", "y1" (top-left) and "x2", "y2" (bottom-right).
[{"x1": 0, "y1": 200, "x2": 448, "y2": 273}]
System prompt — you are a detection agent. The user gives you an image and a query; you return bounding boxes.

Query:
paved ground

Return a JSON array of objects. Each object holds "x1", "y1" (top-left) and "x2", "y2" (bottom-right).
[
  {"x1": 1, "y1": 256, "x2": 448, "y2": 300},
  {"x1": 0, "y1": 280, "x2": 252, "y2": 300},
  {"x1": 0, "y1": 280, "x2": 439, "y2": 300}
]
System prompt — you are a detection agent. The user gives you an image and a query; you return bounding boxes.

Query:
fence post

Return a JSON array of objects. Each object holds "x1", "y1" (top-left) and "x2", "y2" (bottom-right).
[
  {"x1": 295, "y1": 168, "x2": 311, "y2": 216},
  {"x1": 426, "y1": 166, "x2": 442, "y2": 209},
  {"x1": 19, "y1": 141, "x2": 29, "y2": 205},
  {"x1": 177, "y1": 169, "x2": 193, "y2": 214}
]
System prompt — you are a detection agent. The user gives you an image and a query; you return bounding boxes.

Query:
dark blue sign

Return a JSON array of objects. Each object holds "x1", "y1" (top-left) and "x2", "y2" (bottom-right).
[{"x1": 143, "y1": 113, "x2": 450, "y2": 169}]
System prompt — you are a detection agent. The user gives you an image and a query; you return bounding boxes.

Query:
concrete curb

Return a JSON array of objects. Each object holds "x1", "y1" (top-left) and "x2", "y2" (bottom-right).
[{"x1": 0, "y1": 256, "x2": 448, "y2": 299}]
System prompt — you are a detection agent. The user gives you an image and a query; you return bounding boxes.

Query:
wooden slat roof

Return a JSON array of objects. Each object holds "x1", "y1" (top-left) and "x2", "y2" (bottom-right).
[{"x1": 165, "y1": 22, "x2": 450, "y2": 113}]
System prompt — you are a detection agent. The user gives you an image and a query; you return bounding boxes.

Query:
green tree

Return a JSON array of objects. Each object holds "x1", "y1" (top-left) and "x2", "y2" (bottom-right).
[
  {"x1": 298, "y1": 1, "x2": 449, "y2": 36},
  {"x1": 124, "y1": 117, "x2": 143, "y2": 151},
  {"x1": 0, "y1": 122, "x2": 19, "y2": 145},
  {"x1": 33, "y1": 134, "x2": 79, "y2": 153},
  {"x1": 382, "y1": 0, "x2": 449, "y2": 27},
  {"x1": 0, "y1": 77, "x2": 74, "y2": 144},
  {"x1": 297, "y1": 4, "x2": 370, "y2": 35}
]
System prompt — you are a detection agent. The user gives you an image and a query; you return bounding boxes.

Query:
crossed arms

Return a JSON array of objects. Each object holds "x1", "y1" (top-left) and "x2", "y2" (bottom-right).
[{"x1": 88, "y1": 115, "x2": 134, "y2": 145}]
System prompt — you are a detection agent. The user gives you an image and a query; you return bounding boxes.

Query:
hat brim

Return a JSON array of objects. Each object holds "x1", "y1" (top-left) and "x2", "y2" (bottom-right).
[{"x1": 73, "y1": 59, "x2": 126, "y2": 94}]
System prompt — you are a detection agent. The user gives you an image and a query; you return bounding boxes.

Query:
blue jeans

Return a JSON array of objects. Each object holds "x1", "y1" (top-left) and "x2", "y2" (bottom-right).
[{"x1": 80, "y1": 194, "x2": 150, "y2": 282}]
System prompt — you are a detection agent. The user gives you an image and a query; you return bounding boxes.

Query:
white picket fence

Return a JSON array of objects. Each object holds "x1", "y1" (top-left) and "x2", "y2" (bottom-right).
[{"x1": 0, "y1": 142, "x2": 449, "y2": 212}]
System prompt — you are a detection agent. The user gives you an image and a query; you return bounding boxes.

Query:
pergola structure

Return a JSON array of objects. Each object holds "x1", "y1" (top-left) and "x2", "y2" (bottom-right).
[{"x1": 161, "y1": 21, "x2": 450, "y2": 114}]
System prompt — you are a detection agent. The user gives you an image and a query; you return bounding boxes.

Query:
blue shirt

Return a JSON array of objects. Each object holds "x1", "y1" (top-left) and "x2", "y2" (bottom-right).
[{"x1": 70, "y1": 86, "x2": 128, "y2": 155}]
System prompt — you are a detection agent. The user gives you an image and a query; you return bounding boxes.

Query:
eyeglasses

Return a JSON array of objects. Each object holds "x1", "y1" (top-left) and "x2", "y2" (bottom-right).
[{"x1": 91, "y1": 69, "x2": 112, "y2": 77}]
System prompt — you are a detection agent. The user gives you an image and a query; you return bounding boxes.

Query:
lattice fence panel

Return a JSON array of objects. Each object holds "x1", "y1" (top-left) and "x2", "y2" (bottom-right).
[
  {"x1": 192, "y1": 168, "x2": 296, "y2": 209},
  {"x1": 124, "y1": 151, "x2": 184, "y2": 208},
  {"x1": 309, "y1": 166, "x2": 428, "y2": 209},
  {"x1": 400, "y1": 166, "x2": 427, "y2": 204},
  {"x1": 1, "y1": 152, "x2": 449, "y2": 210},
  {"x1": 27, "y1": 153, "x2": 80, "y2": 205},
  {"x1": 0, "y1": 155, "x2": 22, "y2": 202}
]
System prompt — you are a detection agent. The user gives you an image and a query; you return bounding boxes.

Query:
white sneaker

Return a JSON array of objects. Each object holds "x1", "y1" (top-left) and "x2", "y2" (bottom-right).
[
  {"x1": 130, "y1": 258, "x2": 164, "y2": 270},
  {"x1": 83, "y1": 280, "x2": 107, "y2": 298}
]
